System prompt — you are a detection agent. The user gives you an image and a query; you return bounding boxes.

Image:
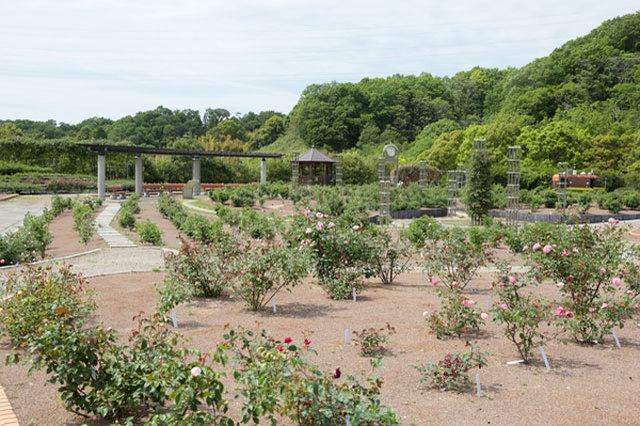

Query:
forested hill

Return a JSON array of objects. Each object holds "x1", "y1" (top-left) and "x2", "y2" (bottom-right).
[
  {"x1": 1, "y1": 11, "x2": 640, "y2": 187},
  {"x1": 277, "y1": 11, "x2": 640, "y2": 185}
]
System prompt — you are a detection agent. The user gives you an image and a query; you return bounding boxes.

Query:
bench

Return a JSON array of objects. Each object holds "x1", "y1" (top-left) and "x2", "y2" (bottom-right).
[
  {"x1": 107, "y1": 185, "x2": 126, "y2": 199},
  {"x1": 164, "y1": 184, "x2": 184, "y2": 197},
  {"x1": 142, "y1": 184, "x2": 164, "y2": 197}
]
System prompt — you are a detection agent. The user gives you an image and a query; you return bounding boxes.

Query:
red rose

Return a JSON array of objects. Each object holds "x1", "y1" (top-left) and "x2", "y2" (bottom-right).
[
  {"x1": 284, "y1": 337, "x2": 292, "y2": 344},
  {"x1": 333, "y1": 368, "x2": 341, "y2": 379}
]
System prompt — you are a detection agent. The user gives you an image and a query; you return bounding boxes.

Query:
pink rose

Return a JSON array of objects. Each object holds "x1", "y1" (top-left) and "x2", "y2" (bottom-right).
[
  {"x1": 561, "y1": 251, "x2": 568, "y2": 257},
  {"x1": 480, "y1": 312, "x2": 489, "y2": 320},
  {"x1": 543, "y1": 245, "x2": 552, "y2": 254},
  {"x1": 190, "y1": 367, "x2": 202, "y2": 377},
  {"x1": 500, "y1": 303, "x2": 508, "y2": 310},
  {"x1": 600, "y1": 268, "x2": 606, "y2": 274},
  {"x1": 508, "y1": 276, "x2": 517, "y2": 284},
  {"x1": 589, "y1": 307, "x2": 596, "y2": 313},
  {"x1": 507, "y1": 265, "x2": 512, "y2": 270},
  {"x1": 463, "y1": 300, "x2": 475, "y2": 308},
  {"x1": 277, "y1": 345, "x2": 284, "y2": 352},
  {"x1": 601, "y1": 303, "x2": 609, "y2": 309},
  {"x1": 352, "y1": 225, "x2": 360, "y2": 231},
  {"x1": 305, "y1": 228, "x2": 313, "y2": 234},
  {"x1": 431, "y1": 278, "x2": 439, "y2": 285},
  {"x1": 315, "y1": 221, "x2": 324, "y2": 230},
  {"x1": 557, "y1": 282, "x2": 564, "y2": 288},
  {"x1": 522, "y1": 245, "x2": 529, "y2": 251},
  {"x1": 451, "y1": 281, "x2": 459, "y2": 288},
  {"x1": 533, "y1": 243, "x2": 541, "y2": 251},
  {"x1": 328, "y1": 222, "x2": 335, "y2": 228},
  {"x1": 315, "y1": 212, "x2": 323, "y2": 219},
  {"x1": 533, "y1": 262, "x2": 539, "y2": 267},
  {"x1": 612, "y1": 277, "x2": 622, "y2": 287}
]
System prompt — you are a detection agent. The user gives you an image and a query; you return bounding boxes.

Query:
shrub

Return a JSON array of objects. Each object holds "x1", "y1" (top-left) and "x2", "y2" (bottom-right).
[
  {"x1": 462, "y1": 150, "x2": 492, "y2": 224},
  {"x1": 405, "y1": 215, "x2": 443, "y2": 248},
  {"x1": 352, "y1": 323, "x2": 396, "y2": 357},
  {"x1": 209, "y1": 189, "x2": 230, "y2": 204},
  {"x1": 16, "y1": 314, "x2": 232, "y2": 422},
  {"x1": 322, "y1": 268, "x2": 364, "y2": 300},
  {"x1": 524, "y1": 221, "x2": 639, "y2": 342},
  {"x1": 136, "y1": 221, "x2": 163, "y2": 245},
  {"x1": 238, "y1": 207, "x2": 278, "y2": 239},
  {"x1": 412, "y1": 346, "x2": 487, "y2": 391},
  {"x1": 72, "y1": 202, "x2": 96, "y2": 244},
  {"x1": 622, "y1": 191, "x2": 640, "y2": 209},
  {"x1": 234, "y1": 240, "x2": 308, "y2": 311},
  {"x1": 50, "y1": 195, "x2": 74, "y2": 217},
  {"x1": 22, "y1": 212, "x2": 52, "y2": 258},
  {"x1": 118, "y1": 210, "x2": 136, "y2": 229},
  {"x1": 0, "y1": 265, "x2": 95, "y2": 348},
  {"x1": 490, "y1": 268, "x2": 550, "y2": 362},
  {"x1": 422, "y1": 227, "x2": 492, "y2": 291},
  {"x1": 426, "y1": 288, "x2": 486, "y2": 338},
  {"x1": 365, "y1": 231, "x2": 412, "y2": 284},
  {"x1": 225, "y1": 327, "x2": 400, "y2": 425},
  {"x1": 158, "y1": 236, "x2": 242, "y2": 313},
  {"x1": 230, "y1": 187, "x2": 256, "y2": 207}
]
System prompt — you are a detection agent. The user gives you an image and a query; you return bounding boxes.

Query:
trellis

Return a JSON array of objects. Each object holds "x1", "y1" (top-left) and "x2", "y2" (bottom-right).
[
  {"x1": 506, "y1": 146, "x2": 521, "y2": 227},
  {"x1": 378, "y1": 157, "x2": 391, "y2": 224},
  {"x1": 335, "y1": 154, "x2": 343, "y2": 186},
  {"x1": 557, "y1": 162, "x2": 569, "y2": 214},
  {"x1": 291, "y1": 151, "x2": 299, "y2": 186},
  {"x1": 447, "y1": 170, "x2": 459, "y2": 216}
]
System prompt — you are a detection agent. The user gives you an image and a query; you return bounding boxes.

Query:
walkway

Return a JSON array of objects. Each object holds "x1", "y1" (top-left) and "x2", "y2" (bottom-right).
[
  {"x1": 95, "y1": 202, "x2": 136, "y2": 248},
  {"x1": 0, "y1": 195, "x2": 50, "y2": 235}
]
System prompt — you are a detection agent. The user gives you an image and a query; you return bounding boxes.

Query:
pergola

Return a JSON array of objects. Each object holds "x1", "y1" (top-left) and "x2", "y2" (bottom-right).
[
  {"x1": 294, "y1": 148, "x2": 335, "y2": 186},
  {"x1": 79, "y1": 144, "x2": 282, "y2": 201}
]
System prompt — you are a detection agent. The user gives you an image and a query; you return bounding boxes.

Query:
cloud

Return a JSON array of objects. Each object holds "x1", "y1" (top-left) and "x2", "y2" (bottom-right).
[{"x1": 0, "y1": 1, "x2": 638, "y2": 122}]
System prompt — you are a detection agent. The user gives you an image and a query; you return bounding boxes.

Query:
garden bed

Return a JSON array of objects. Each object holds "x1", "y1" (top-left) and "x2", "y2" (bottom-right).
[{"x1": 0, "y1": 268, "x2": 638, "y2": 424}]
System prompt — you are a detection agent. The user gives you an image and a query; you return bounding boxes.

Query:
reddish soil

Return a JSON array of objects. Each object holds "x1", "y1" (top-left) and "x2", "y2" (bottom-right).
[
  {"x1": 46, "y1": 207, "x2": 108, "y2": 259},
  {"x1": 111, "y1": 199, "x2": 184, "y2": 250},
  {"x1": 1, "y1": 266, "x2": 639, "y2": 425}
]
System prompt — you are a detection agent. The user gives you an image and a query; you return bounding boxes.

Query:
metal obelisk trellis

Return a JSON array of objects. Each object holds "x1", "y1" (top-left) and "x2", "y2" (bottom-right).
[
  {"x1": 457, "y1": 163, "x2": 466, "y2": 189},
  {"x1": 557, "y1": 162, "x2": 569, "y2": 215},
  {"x1": 335, "y1": 154, "x2": 343, "y2": 186},
  {"x1": 506, "y1": 146, "x2": 521, "y2": 228},
  {"x1": 470, "y1": 139, "x2": 487, "y2": 225},
  {"x1": 378, "y1": 158, "x2": 391, "y2": 224},
  {"x1": 291, "y1": 151, "x2": 299, "y2": 186},
  {"x1": 447, "y1": 169, "x2": 459, "y2": 216},
  {"x1": 419, "y1": 161, "x2": 426, "y2": 187}
]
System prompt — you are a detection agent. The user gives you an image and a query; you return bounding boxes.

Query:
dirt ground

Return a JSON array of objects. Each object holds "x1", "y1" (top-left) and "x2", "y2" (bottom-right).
[
  {"x1": 1, "y1": 266, "x2": 639, "y2": 425},
  {"x1": 46, "y1": 206, "x2": 108, "y2": 259},
  {"x1": 2, "y1": 199, "x2": 640, "y2": 425}
]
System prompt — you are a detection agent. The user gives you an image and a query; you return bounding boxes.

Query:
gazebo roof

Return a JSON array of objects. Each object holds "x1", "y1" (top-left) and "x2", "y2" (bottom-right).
[{"x1": 296, "y1": 147, "x2": 335, "y2": 163}]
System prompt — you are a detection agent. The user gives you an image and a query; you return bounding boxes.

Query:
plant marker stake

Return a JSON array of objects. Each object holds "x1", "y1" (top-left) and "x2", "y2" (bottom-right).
[
  {"x1": 539, "y1": 345, "x2": 550, "y2": 370},
  {"x1": 469, "y1": 282, "x2": 474, "y2": 292},
  {"x1": 476, "y1": 373, "x2": 481, "y2": 398},
  {"x1": 346, "y1": 417, "x2": 352, "y2": 426},
  {"x1": 345, "y1": 329, "x2": 350, "y2": 344},
  {"x1": 273, "y1": 296, "x2": 276, "y2": 313},
  {"x1": 352, "y1": 287, "x2": 357, "y2": 302},
  {"x1": 487, "y1": 295, "x2": 491, "y2": 311},
  {"x1": 171, "y1": 311, "x2": 178, "y2": 328},
  {"x1": 421, "y1": 269, "x2": 425, "y2": 282},
  {"x1": 611, "y1": 328, "x2": 621, "y2": 348}
]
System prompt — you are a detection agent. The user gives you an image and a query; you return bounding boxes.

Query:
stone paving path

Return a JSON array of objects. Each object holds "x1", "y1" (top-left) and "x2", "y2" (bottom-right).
[
  {"x1": 95, "y1": 202, "x2": 136, "y2": 248},
  {"x1": 0, "y1": 195, "x2": 50, "y2": 235}
]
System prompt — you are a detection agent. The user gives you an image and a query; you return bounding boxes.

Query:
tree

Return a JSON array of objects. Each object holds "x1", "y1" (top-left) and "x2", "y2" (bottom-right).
[
  {"x1": 251, "y1": 116, "x2": 285, "y2": 149},
  {"x1": 463, "y1": 149, "x2": 492, "y2": 225},
  {"x1": 203, "y1": 108, "x2": 230, "y2": 130}
]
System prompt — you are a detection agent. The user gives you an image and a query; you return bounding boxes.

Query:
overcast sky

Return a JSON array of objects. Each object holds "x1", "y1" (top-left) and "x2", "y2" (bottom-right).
[{"x1": 1, "y1": 1, "x2": 638, "y2": 124}]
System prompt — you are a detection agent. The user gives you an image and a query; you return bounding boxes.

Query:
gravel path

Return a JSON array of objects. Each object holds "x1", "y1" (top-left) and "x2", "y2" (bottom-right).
[
  {"x1": 0, "y1": 247, "x2": 168, "y2": 280},
  {"x1": 0, "y1": 195, "x2": 51, "y2": 235}
]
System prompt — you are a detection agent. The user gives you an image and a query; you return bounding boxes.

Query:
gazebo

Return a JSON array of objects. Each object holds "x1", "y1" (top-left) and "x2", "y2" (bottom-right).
[{"x1": 294, "y1": 147, "x2": 336, "y2": 185}]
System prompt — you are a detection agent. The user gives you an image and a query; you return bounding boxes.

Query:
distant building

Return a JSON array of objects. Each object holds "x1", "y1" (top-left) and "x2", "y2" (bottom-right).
[{"x1": 551, "y1": 173, "x2": 598, "y2": 189}]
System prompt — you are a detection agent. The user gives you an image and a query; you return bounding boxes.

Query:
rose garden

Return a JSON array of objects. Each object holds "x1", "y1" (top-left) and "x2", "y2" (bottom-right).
[{"x1": 1, "y1": 177, "x2": 639, "y2": 424}]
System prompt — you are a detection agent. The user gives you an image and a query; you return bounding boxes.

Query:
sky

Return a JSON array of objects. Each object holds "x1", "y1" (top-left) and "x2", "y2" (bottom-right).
[{"x1": 1, "y1": 1, "x2": 639, "y2": 124}]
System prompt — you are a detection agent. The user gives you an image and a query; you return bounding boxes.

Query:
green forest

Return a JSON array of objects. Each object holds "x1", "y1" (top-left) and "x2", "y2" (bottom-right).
[{"x1": 1, "y1": 11, "x2": 640, "y2": 189}]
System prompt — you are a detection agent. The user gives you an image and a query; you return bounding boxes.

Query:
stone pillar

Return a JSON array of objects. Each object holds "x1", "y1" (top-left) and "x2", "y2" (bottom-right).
[
  {"x1": 134, "y1": 155, "x2": 143, "y2": 196},
  {"x1": 192, "y1": 156, "x2": 201, "y2": 195},
  {"x1": 98, "y1": 153, "x2": 106, "y2": 201},
  {"x1": 260, "y1": 158, "x2": 267, "y2": 184}
]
